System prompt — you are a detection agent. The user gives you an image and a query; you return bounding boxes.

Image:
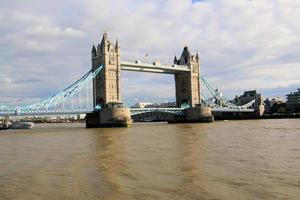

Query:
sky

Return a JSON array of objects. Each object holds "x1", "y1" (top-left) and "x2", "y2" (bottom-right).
[{"x1": 0, "y1": 0, "x2": 299, "y2": 106}]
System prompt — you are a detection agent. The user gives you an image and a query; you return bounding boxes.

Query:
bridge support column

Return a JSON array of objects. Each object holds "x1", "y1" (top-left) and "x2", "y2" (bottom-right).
[
  {"x1": 174, "y1": 47, "x2": 201, "y2": 108},
  {"x1": 86, "y1": 32, "x2": 132, "y2": 128},
  {"x1": 185, "y1": 106, "x2": 214, "y2": 122},
  {"x1": 172, "y1": 47, "x2": 213, "y2": 123},
  {"x1": 255, "y1": 94, "x2": 265, "y2": 116},
  {"x1": 86, "y1": 106, "x2": 132, "y2": 128}
]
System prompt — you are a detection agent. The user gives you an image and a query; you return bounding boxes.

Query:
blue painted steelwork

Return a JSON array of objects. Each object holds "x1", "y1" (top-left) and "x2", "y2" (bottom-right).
[
  {"x1": 200, "y1": 76, "x2": 255, "y2": 111},
  {"x1": 0, "y1": 65, "x2": 103, "y2": 116},
  {"x1": 0, "y1": 63, "x2": 256, "y2": 116},
  {"x1": 19, "y1": 65, "x2": 103, "y2": 114},
  {"x1": 130, "y1": 107, "x2": 185, "y2": 116}
]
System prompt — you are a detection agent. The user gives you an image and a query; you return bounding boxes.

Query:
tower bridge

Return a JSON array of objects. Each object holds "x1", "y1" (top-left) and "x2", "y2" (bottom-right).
[
  {"x1": 91, "y1": 32, "x2": 200, "y2": 109},
  {"x1": 0, "y1": 32, "x2": 264, "y2": 125}
]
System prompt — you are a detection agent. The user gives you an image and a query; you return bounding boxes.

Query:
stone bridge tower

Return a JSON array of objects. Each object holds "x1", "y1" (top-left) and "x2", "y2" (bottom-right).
[
  {"x1": 174, "y1": 47, "x2": 200, "y2": 108},
  {"x1": 91, "y1": 33, "x2": 121, "y2": 108}
]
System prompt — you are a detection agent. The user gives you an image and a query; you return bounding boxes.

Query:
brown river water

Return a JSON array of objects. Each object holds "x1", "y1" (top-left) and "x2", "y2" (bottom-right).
[{"x1": 0, "y1": 119, "x2": 300, "y2": 200}]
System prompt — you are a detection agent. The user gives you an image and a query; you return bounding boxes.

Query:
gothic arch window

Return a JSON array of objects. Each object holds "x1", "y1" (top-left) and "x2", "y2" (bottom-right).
[
  {"x1": 193, "y1": 65, "x2": 197, "y2": 73},
  {"x1": 109, "y1": 54, "x2": 115, "y2": 64}
]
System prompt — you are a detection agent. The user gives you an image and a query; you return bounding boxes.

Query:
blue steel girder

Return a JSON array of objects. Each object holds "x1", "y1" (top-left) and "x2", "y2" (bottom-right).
[
  {"x1": 20, "y1": 65, "x2": 103, "y2": 113},
  {"x1": 130, "y1": 108, "x2": 185, "y2": 116},
  {"x1": 0, "y1": 60, "x2": 260, "y2": 116},
  {"x1": 200, "y1": 76, "x2": 256, "y2": 110}
]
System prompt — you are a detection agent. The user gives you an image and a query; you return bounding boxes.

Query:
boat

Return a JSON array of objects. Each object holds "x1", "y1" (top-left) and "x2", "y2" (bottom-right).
[
  {"x1": 0, "y1": 126, "x2": 10, "y2": 130},
  {"x1": 0, "y1": 121, "x2": 11, "y2": 130},
  {"x1": 10, "y1": 121, "x2": 34, "y2": 129}
]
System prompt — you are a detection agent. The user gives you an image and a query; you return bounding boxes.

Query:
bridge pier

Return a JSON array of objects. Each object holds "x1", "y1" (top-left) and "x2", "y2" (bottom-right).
[
  {"x1": 86, "y1": 104, "x2": 132, "y2": 128},
  {"x1": 185, "y1": 106, "x2": 214, "y2": 122},
  {"x1": 255, "y1": 94, "x2": 265, "y2": 116},
  {"x1": 169, "y1": 105, "x2": 214, "y2": 123}
]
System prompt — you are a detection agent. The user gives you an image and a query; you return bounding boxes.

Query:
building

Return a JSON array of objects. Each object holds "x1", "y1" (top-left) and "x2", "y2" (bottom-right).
[
  {"x1": 286, "y1": 88, "x2": 300, "y2": 113},
  {"x1": 144, "y1": 102, "x2": 177, "y2": 108},
  {"x1": 131, "y1": 102, "x2": 177, "y2": 108},
  {"x1": 232, "y1": 90, "x2": 259, "y2": 106},
  {"x1": 264, "y1": 97, "x2": 287, "y2": 113},
  {"x1": 131, "y1": 102, "x2": 152, "y2": 108}
]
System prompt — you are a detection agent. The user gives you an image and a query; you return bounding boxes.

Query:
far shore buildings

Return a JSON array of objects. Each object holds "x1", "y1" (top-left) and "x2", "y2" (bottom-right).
[
  {"x1": 131, "y1": 102, "x2": 152, "y2": 108},
  {"x1": 264, "y1": 97, "x2": 287, "y2": 113},
  {"x1": 131, "y1": 102, "x2": 176, "y2": 108},
  {"x1": 286, "y1": 88, "x2": 300, "y2": 113},
  {"x1": 231, "y1": 90, "x2": 258, "y2": 106}
]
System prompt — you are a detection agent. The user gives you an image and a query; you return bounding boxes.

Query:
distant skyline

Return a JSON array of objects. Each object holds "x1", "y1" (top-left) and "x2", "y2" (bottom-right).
[{"x1": 0, "y1": 0, "x2": 299, "y2": 105}]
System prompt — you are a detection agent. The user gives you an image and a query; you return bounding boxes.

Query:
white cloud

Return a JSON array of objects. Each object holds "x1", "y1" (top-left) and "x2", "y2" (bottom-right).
[
  {"x1": 0, "y1": 0, "x2": 300, "y2": 105},
  {"x1": 3, "y1": 33, "x2": 58, "y2": 53},
  {"x1": 1, "y1": 11, "x2": 86, "y2": 53},
  {"x1": 25, "y1": 26, "x2": 86, "y2": 38},
  {"x1": 0, "y1": 10, "x2": 51, "y2": 27}
]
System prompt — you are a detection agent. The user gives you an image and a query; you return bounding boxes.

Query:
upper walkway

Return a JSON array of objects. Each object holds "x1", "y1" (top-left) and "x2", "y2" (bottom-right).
[{"x1": 120, "y1": 60, "x2": 190, "y2": 74}]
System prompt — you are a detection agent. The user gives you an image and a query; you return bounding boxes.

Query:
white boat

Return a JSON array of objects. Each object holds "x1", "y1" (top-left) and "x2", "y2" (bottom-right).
[{"x1": 10, "y1": 121, "x2": 34, "y2": 129}]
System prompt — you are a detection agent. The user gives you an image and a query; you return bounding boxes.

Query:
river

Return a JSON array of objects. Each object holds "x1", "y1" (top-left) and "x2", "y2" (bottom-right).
[{"x1": 0, "y1": 119, "x2": 299, "y2": 200}]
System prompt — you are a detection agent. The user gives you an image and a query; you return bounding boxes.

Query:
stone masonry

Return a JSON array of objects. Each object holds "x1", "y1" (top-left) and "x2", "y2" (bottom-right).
[
  {"x1": 174, "y1": 47, "x2": 201, "y2": 107},
  {"x1": 91, "y1": 32, "x2": 121, "y2": 108}
]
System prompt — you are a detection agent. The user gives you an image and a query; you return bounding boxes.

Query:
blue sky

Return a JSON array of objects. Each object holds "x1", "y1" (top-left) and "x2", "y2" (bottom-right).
[{"x1": 0, "y1": 0, "x2": 299, "y2": 106}]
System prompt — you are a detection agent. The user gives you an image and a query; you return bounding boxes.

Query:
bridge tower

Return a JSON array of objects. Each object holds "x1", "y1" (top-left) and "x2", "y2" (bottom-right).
[
  {"x1": 91, "y1": 32, "x2": 121, "y2": 108},
  {"x1": 174, "y1": 47, "x2": 200, "y2": 108},
  {"x1": 87, "y1": 33, "x2": 131, "y2": 128}
]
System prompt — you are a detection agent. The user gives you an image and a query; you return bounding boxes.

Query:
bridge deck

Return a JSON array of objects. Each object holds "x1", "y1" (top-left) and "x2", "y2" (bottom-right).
[
  {"x1": 0, "y1": 107, "x2": 255, "y2": 117},
  {"x1": 120, "y1": 60, "x2": 190, "y2": 74}
]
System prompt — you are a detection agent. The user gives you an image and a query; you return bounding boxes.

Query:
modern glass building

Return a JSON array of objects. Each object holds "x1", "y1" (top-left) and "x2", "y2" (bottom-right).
[{"x1": 287, "y1": 88, "x2": 300, "y2": 113}]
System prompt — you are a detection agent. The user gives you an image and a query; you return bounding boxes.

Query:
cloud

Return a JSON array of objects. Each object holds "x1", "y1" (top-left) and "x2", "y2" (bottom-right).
[
  {"x1": 0, "y1": 10, "x2": 51, "y2": 27},
  {"x1": 3, "y1": 33, "x2": 58, "y2": 53},
  {"x1": 0, "y1": 0, "x2": 300, "y2": 107},
  {"x1": 25, "y1": 26, "x2": 86, "y2": 38}
]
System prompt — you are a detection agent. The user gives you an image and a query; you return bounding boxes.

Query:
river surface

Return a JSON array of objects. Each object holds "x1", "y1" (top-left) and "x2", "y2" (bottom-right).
[{"x1": 0, "y1": 119, "x2": 300, "y2": 200}]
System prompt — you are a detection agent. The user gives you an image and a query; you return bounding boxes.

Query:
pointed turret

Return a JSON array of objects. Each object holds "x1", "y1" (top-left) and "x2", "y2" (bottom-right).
[
  {"x1": 174, "y1": 56, "x2": 178, "y2": 64},
  {"x1": 91, "y1": 44, "x2": 97, "y2": 58},
  {"x1": 100, "y1": 32, "x2": 108, "y2": 52},
  {"x1": 102, "y1": 31, "x2": 108, "y2": 42},
  {"x1": 180, "y1": 46, "x2": 191, "y2": 64},
  {"x1": 115, "y1": 38, "x2": 119, "y2": 53},
  {"x1": 182, "y1": 46, "x2": 190, "y2": 57}
]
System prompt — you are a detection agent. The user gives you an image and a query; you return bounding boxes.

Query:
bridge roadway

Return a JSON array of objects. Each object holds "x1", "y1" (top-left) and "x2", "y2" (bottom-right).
[
  {"x1": 120, "y1": 60, "x2": 190, "y2": 74},
  {"x1": 0, "y1": 107, "x2": 255, "y2": 117}
]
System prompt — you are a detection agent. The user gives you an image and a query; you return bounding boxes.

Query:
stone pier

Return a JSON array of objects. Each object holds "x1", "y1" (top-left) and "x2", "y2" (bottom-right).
[
  {"x1": 169, "y1": 105, "x2": 214, "y2": 123},
  {"x1": 86, "y1": 103, "x2": 132, "y2": 128}
]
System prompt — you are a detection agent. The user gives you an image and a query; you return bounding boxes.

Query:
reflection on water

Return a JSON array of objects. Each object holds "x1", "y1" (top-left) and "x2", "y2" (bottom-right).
[{"x1": 0, "y1": 119, "x2": 300, "y2": 200}]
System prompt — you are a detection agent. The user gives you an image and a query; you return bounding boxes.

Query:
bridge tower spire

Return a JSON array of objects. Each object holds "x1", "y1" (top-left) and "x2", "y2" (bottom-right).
[
  {"x1": 174, "y1": 46, "x2": 200, "y2": 107},
  {"x1": 92, "y1": 33, "x2": 121, "y2": 108}
]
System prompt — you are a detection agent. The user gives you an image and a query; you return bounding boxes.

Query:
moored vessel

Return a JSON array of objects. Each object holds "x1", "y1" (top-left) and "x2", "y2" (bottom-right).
[{"x1": 10, "y1": 121, "x2": 34, "y2": 129}]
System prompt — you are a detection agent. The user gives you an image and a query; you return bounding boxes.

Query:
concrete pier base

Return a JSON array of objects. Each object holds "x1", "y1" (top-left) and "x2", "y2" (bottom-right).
[
  {"x1": 185, "y1": 106, "x2": 214, "y2": 122},
  {"x1": 86, "y1": 107, "x2": 132, "y2": 128},
  {"x1": 169, "y1": 106, "x2": 214, "y2": 123}
]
